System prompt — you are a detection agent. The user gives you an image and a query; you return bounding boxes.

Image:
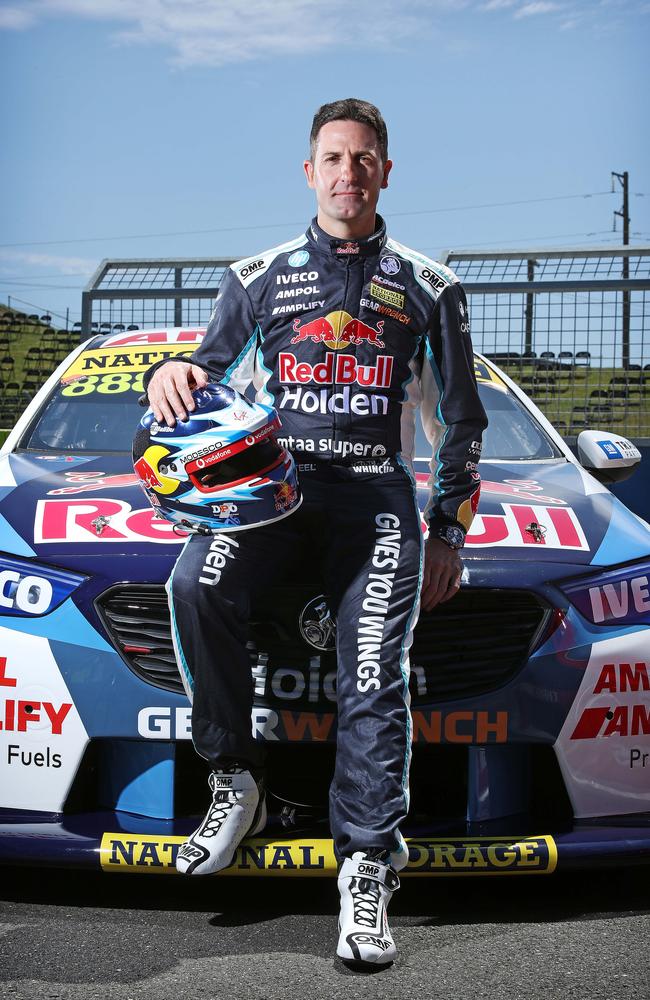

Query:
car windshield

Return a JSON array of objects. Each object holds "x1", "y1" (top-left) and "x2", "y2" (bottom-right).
[
  {"x1": 18, "y1": 349, "x2": 562, "y2": 461},
  {"x1": 19, "y1": 374, "x2": 147, "y2": 453},
  {"x1": 415, "y1": 379, "x2": 562, "y2": 462}
]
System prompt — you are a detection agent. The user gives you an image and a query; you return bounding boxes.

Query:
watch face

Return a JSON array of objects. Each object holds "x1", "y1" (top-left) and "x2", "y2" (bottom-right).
[{"x1": 439, "y1": 526, "x2": 464, "y2": 549}]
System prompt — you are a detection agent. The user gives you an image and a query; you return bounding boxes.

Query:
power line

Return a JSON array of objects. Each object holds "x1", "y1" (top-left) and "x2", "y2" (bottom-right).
[
  {"x1": 420, "y1": 229, "x2": 643, "y2": 252},
  {"x1": 388, "y1": 191, "x2": 614, "y2": 219},
  {"x1": 0, "y1": 190, "x2": 617, "y2": 249},
  {"x1": 0, "y1": 281, "x2": 84, "y2": 289},
  {"x1": 1, "y1": 295, "x2": 73, "y2": 324},
  {"x1": 0, "y1": 272, "x2": 89, "y2": 279}
]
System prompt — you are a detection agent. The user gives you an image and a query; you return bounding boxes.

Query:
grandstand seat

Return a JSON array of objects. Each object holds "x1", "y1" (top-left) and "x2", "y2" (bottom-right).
[
  {"x1": 100, "y1": 323, "x2": 112, "y2": 333},
  {"x1": 575, "y1": 351, "x2": 591, "y2": 367},
  {"x1": 624, "y1": 363, "x2": 642, "y2": 370},
  {"x1": 112, "y1": 323, "x2": 126, "y2": 332},
  {"x1": 540, "y1": 351, "x2": 555, "y2": 359},
  {"x1": 588, "y1": 404, "x2": 613, "y2": 424},
  {"x1": 0, "y1": 356, "x2": 15, "y2": 377},
  {"x1": 39, "y1": 350, "x2": 57, "y2": 373},
  {"x1": 590, "y1": 388, "x2": 608, "y2": 400},
  {"x1": 72, "y1": 322, "x2": 83, "y2": 332},
  {"x1": 27, "y1": 314, "x2": 39, "y2": 323},
  {"x1": 608, "y1": 389, "x2": 640, "y2": 408},
  {"x1": 40, "y1": 314, "x2": 52, "y2": 323},
  {"x1": 127, "y1": 324, "x2": 140, "y2": 331},
  {"x1": 610, "y1": 376, "x2": 642, "y2": 392},
  {"x1": 4, "y1": 381, "x2": 19, "y2": 396}
]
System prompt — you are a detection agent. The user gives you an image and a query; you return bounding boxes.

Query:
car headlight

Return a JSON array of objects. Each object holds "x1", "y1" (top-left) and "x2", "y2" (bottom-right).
[
  {"x1": 560, "y1": 559, "x2": 650, "y2": 627},
  {"x1": 0, "y1": 554, "x2": 86, "y2": 618}
]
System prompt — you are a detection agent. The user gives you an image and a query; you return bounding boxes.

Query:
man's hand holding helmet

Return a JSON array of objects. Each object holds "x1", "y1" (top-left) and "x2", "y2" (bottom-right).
[{"x1": 148, "y1": 361, "x2": 209, "y2": 426}]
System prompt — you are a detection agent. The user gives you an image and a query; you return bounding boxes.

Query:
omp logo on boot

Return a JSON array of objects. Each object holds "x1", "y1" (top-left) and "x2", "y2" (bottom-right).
[
  {"x1": 357, "y1": 863, "x2": 380, "y2": 876},
  {"x1": 349, "y1": 934, "x2": 390, "y2": 950}
]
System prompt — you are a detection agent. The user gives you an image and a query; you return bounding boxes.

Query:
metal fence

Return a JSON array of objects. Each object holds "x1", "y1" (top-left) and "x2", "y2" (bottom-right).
[
  {"x1": 80, "y1": 258, "x2": 235, "y2": 333},
  {"x1": 80, "y1": 249, "x2": 650, "y2": 440},
  {"x1": 443, "y1": 247, "x2": 650, "y2": 439}
]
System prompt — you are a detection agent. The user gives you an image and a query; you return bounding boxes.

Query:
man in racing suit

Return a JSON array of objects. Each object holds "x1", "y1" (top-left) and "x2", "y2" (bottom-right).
[{"x1": 145, "y1": 98, "x2": 487, "y2": 967}]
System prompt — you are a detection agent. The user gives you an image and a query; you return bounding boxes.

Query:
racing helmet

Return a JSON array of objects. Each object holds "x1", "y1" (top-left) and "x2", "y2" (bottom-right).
[{"x1": 133, "y1": 382, "x2": 301, "y2": 533}]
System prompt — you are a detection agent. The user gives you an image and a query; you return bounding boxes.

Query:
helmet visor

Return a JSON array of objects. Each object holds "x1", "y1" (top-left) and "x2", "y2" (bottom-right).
[{"x1": 189, "y1": 435, "x2": 284, "y2": 491}]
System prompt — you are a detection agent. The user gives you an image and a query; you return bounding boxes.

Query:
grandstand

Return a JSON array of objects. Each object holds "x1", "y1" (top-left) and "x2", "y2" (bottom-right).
[
  {"x1": 0, "y1": 306, "x2": 80, "y2": 439},
  {"x1": 1, "y1": 245, "x2": 649, "y2": 444}
]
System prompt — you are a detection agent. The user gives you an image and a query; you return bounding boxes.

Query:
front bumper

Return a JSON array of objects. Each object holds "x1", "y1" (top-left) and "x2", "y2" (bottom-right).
[{"x1": 1, "y1": 809, "x2": 649, "y2": 874}]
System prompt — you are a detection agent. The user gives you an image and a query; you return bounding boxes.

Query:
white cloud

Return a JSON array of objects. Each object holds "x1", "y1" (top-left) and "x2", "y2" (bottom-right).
[
  {"x1": 514, "y1": 1, "x2": 561, "y2": 16},
  {"x1": 0, "y1": 0, "x2": 638, "y2": 60},
  {"x1": 0, "y1": 0, "x2": 442, "y2": 66},
  {"x1": 480, "y1": 0, "x2": 518, "y2": 10},
  {"x1": 0, "y1": 6, "x2": 36, "y2": 28},
  {"x1": 0, "y1": 251, "x2": 96, "y2": 275}
]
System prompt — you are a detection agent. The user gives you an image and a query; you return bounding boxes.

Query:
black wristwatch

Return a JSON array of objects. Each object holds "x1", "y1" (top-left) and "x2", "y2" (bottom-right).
[{"x1": 435, "y1": 524, "x2": 465, "y2": 551}]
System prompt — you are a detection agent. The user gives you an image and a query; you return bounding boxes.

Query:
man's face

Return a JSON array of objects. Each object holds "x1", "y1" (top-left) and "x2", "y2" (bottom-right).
[{"x1": 304, "y1": 120, "x2": 392, "y2": 239}]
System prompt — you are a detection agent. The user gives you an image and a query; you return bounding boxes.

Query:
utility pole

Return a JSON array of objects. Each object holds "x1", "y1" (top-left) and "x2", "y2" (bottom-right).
[
  {"x1": 612, "y1": 171, "x2": 630, "y2": 368},
  {"x1": 524, "y1": 258, "x2": 535, "y2": 357}
]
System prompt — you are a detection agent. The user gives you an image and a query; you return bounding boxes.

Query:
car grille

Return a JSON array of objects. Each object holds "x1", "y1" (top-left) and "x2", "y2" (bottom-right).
[
  {"x1": 96, "y1": 585, "x2": 180, "y2": 691},
  {"x1": 97, "y1": 584, "x2": 549, "y2": 704}
]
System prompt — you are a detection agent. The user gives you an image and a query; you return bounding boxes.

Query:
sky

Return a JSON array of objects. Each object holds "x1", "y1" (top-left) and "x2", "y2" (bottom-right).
[{"x1": 0, "y1": 0, "x2": 648, "y2": 328}]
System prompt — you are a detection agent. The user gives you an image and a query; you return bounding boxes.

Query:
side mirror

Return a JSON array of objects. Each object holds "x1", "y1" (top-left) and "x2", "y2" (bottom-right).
[{"x1": 577, "y1": 430, "x2": 642, "y2": 484}]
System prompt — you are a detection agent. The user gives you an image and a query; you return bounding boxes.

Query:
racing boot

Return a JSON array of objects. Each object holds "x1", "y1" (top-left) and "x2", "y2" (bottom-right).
[
  {"x1": 176, "y1": 765, "x2": 266, "y2": 876},
  {"x1": 337, "y1": 849, "x2": 400, "y2": 967}
]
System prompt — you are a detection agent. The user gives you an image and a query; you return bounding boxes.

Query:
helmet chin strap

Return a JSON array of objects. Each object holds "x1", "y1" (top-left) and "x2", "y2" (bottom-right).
[{"x1": 174, "y1": 520, "x2": 213, "y2": 536}]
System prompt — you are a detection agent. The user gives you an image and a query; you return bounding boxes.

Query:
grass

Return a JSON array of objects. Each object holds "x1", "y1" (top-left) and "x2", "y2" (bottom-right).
[
  {"x1": 0, "y1": 304, "x2": 647, "y2": 440},
  {"x1": 493, "y1": 361, "x2": 649, "y2": 438}
]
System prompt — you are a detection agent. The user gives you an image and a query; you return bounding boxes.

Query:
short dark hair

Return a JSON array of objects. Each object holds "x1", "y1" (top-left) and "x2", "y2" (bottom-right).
[{"x1": 309, "y1": 98, "x2": 389, "y2": 163}]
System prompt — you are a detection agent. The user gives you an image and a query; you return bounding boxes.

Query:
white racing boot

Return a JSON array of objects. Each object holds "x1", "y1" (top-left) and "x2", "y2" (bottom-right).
[
  {"x1": 337, "y1": 850, "x2": 400, "y2": 967},
  {"x1": 176, "y1": 767, "x2": 266, "y2": 876}
]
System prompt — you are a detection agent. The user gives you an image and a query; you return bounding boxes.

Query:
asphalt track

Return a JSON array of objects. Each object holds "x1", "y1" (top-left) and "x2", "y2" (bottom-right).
[{"x1": 1, "y1": 864, "x2": 649, "y2": 1000}]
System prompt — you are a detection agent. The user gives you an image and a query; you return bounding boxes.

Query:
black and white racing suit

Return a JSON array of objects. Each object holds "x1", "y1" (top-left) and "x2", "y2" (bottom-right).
[{"x1": 145, "y1": 215, "x2": 488, "y2": 866}]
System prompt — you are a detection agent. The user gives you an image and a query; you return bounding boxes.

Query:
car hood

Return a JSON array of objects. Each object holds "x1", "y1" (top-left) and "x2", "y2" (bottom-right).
[{"x1": 0, "y1": 451, "x2": 648, "y2": 571}]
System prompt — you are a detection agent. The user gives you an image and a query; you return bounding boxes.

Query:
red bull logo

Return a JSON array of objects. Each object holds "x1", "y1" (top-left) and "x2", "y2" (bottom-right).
[
  {"x1": 133, "y1": 446, "x2": 179, "y2": 495},
  {"x1": 134, "y1": 456, "x2": 162, "y2": 490},
  {"x1": 48, "y1": 472, "x2": 139, "y2": 495},
  {"x1": 279, "y1": 352, "x2": 393, "y2": 389},
  {"x1": 291, "y1": 310, "x2": 385, "y2": 350}
]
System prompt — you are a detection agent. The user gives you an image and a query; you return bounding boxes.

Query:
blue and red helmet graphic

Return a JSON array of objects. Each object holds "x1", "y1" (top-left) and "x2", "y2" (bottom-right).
[{"x1": 133, "y1": 383, "x2": 301, "y2": 533}]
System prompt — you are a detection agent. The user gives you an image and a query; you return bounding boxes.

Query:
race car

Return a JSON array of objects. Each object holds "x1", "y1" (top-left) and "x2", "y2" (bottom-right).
[{"x1": 0, "y1": 328, "x2": 648, "y2": 877}]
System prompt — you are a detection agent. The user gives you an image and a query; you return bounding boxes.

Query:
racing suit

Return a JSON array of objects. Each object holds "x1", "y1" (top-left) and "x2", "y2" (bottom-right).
[{"x1": 145, "y1": 215, "x2": 488, "y2": 864}]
